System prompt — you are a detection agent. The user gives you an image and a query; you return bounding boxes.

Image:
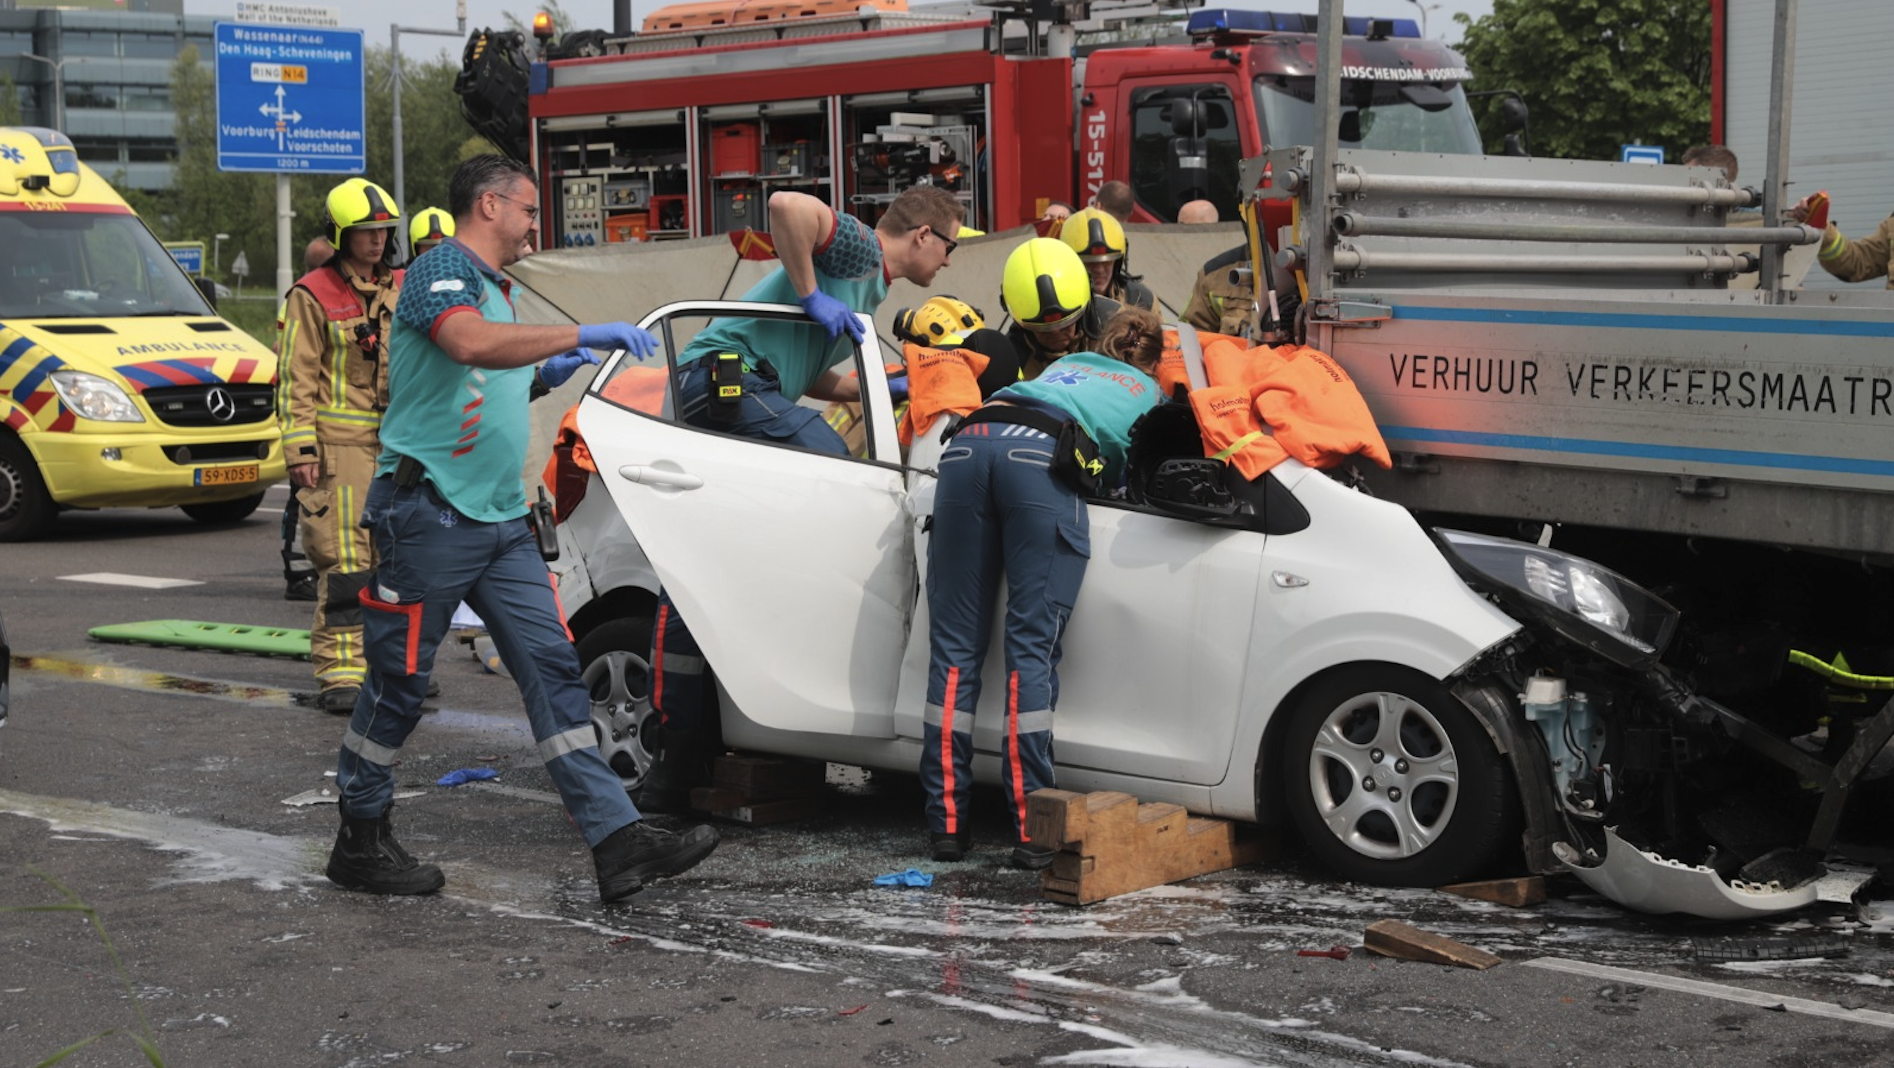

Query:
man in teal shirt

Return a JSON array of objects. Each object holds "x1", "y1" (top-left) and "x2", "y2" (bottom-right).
[
  {"x1": 327, "y1": 155, "x2": 719, "y2": 905},
  {"x1": 641, "y1": 185, "x2": 966, "y2": 810}
]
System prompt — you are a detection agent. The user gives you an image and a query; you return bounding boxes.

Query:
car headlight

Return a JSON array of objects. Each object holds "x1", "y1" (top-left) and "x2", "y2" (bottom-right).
[
  {"x1": 49, "y1": 370, "x2": 145, "y2": 423},
  {"x1": 1435, "y1": 528, "x2": 1677, "y2": 669}
]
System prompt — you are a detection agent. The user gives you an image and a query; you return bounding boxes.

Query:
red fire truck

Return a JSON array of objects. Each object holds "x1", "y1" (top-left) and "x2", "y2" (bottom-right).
[{"x1": 459, "y1": 2, "x2": 1497, "y2": 248}]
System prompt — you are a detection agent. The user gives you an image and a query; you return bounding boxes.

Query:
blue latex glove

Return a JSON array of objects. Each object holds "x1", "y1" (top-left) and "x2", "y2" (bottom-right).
[
  {"x1": 538, "y1": 348, "x2": 599, "y2": 388},
  {"x1": 886, "y1": 373, "x2": 909, "y2": 403},
  {"x1": 874, "y1": 868, "x2": 934, "y2": 887},
  {"x1": 799, "y1": 289, "x2": 865, "y2": 345},
  {"x1": 577, "y1": 322, "x2": 660, "y2": 361},
  {"x1": 437, "y1": 767, "x2": 500, "y2": 787}
]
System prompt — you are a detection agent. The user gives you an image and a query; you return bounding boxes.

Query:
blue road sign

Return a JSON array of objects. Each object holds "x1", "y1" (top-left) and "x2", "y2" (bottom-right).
[
  {"x1": 1621, "y1": 144, "x2": 1665, "y2": 165},
  {"x1": 165, "y1": 243, "x2": 205, "y2": 275},
  {"x1": 214, "y1": 22, "x2": 365, "y2": 174}
]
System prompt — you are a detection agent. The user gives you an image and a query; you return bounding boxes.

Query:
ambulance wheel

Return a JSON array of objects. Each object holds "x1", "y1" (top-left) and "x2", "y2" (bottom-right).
[
  {"x1": 0, "y1": 434, "x2": 55, "y2": 542},
  {"x1": 182, "y1": 492, "x2": 265, "y2": 525},
  {"x1": 578, "y1": 617, "x2": 659, "y2": 792},
  {"x1": 1281, "y1": 665, "x2": 1515, "y2": 888}
]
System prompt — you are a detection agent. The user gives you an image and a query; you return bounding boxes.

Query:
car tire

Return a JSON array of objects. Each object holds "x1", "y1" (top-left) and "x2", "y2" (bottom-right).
[
  {"x1": 0, "y1": 434, "x2": 55, "y2": 542},
  {"x1": 181, "y1": 492, "x2": 266, "y2": 525},
  {"x1": 577, "y1": 616, "x2": 659, "y2": 792},
  {"x1": 1281, "y1": 665, "x2": 1516, "y2": 888}
]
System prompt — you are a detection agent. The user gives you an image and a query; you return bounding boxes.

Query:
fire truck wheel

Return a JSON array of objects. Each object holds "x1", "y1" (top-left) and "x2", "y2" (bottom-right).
[
  {"x1": 181, "y1": 491, "x2": 266, "y2": 525},
  {"x1": 1281, "y1": 665, "x2": 1517, "y2": 888},
  {"x1": 0, "y1": 434, "x2": 55, "y2": 542},
  {"x1": 578, "y1": 617, "x2": 659, "y2": 793}
]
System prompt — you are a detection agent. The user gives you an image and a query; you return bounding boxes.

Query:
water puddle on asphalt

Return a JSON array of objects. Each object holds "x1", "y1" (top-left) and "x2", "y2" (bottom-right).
[{"x1": 13, "y1": 655, "x2": 305, "y2": 708}]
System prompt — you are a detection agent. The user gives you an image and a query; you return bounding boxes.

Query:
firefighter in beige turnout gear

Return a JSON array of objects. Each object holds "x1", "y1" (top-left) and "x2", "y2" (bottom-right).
[{"x1": 279, "y1": 178, "x2": 404, "y2": 713}]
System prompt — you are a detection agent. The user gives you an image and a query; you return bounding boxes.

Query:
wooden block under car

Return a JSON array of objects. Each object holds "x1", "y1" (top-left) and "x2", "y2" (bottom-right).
[
  {"x1": 689, "y1": 790, "x2": 826, "y2": 826},
  {"x1": 711, "y1": 754, "x2": 826, "y2": 801},
  {"x1": 1028, "y1": 789, "x2": 1266, "y2": 905},
  {"x1": 1363, "y1": 919, "x2": 1503, "y2": 970},
  {"x1": 1438, "y1": 876, "x2": 1546, "y2": 908}
]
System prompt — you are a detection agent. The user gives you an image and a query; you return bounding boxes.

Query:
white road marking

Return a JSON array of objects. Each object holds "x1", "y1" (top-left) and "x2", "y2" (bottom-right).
[
  {"x1": 1524, "y1": 957, "x2": 1894, "y2": 1029},
  {"x1": 59, "y1": 572, "x2": 204, "y2": 589}
]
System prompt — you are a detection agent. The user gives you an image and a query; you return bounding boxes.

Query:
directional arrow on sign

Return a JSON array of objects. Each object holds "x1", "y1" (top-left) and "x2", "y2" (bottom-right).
[{"x1": 260, "y1": 86, "x2": 304, "y2": 151}]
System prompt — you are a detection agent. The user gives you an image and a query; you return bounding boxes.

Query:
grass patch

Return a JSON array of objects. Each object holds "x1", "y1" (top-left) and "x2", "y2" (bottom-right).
[
  {"x1": 213, "y1": 295, "x2": 279, "y2": 350},
  {"x1": 5, "y1": 867, "x2": 167, "y2": 1067}
]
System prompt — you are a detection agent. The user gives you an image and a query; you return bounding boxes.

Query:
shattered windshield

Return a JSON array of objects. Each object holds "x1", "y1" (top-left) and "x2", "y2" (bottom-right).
[
  {"x1": 0, "y1": 211, "x2": 216, "y2": 319},
  {"x1": 1255, "y1": 75, "x2": 1483, "y2": 154}
]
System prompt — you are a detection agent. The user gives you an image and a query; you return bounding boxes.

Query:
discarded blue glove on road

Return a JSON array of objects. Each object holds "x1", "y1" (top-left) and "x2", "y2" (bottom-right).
[
  {"x1": 799, "y1": 289, "x2": 865, "y2": 344},
  {"x1": 437, "y1": 767, "x2": 501, "y2": 787},
  {"x1": 538, "y1": 348, "x2": 600, "y2": 387},
  {"x1": 874, "y1": 868, "x2": 934, "y2": 887}
]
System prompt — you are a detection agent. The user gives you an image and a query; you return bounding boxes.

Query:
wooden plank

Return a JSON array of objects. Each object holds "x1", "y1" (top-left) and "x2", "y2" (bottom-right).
[
  {"x1": 1363, "y1": 919, "x2": 1503, "y2": 970},
  {"x1": 1028, "y1": 789, "x2": 1265, "y2": 905},
  {"x1": 711, "y1": 754, "x2": 825, "y2": 801},
  {"x1": 1438, "y1": 876, "x2": 1547, "y2": 908},
  {"x1": 704, "y1": 795, "x2": 826, "y2": 826}
]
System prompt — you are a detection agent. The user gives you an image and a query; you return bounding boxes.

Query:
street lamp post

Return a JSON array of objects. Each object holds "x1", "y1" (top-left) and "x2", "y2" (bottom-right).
[
  {"x1": 213, "y1": 233, "x2": 230, "y2": 276},
  {"x1": 391, "y1": 1, "x2": 469, "y2": 261},
  {"x1": 21, "y1": 53, "x2": 67, "y2": 132},
  {"x1": 1405, "y1": 0, "x2": 1441, "y2": 37}
]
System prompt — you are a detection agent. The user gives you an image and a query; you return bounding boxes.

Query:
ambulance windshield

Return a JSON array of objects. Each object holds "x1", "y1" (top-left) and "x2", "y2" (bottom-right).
[{"x1": 0, "y1": 212, "x2": 216, "y2": 318}]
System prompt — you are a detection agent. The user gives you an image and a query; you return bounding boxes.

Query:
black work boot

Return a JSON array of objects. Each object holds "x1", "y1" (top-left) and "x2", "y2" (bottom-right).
[
  {"x1": 592, "y1": 820, "x2": 720, "y2": 904},
  {"x1": 635, "y1": 728, "x2": 704, "y2": 814},
  {"x1": 326, "y1": 806, "x2": 445, "y2": 895}
]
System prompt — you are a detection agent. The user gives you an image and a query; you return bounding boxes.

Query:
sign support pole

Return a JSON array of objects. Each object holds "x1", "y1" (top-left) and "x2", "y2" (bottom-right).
[{"x1": 278, "y1": 174, "x2": 294, "y2": 297}]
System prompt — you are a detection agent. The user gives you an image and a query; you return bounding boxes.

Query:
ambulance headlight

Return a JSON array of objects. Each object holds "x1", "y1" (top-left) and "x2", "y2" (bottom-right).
[
  {"x1": 49, "y1": 370, "x2": 145, "y2": 423},
  {"x1": 1433, "y1": 527, "x2": 1677, "y2": 669}
]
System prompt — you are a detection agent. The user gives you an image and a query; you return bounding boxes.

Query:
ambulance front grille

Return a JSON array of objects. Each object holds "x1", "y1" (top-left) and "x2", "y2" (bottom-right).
[{"x1": 144, "y1": 384, "x2": 275, "y2": 427}]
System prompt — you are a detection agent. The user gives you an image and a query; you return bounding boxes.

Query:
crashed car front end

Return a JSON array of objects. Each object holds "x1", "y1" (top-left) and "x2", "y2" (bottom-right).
[{"x1": 1436, "y1": 528, "x2": 1887, "y2": 919}]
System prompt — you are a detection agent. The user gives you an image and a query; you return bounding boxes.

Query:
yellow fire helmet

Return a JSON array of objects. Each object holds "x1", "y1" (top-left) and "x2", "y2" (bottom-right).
[
  {"x1": 1001, "y1": 238, "x2": 1090, "y2": 333},
  {"x1": 1058, "y1": 206, "x2": 1127, "y2": 263},
  {"x1": 893, "y1": 295, "x2": 986, "y2": 347},
  {"x1": 956, "y1": 225, "x2": 985, "y2": 238},
  {"x1": 409, "y1": 206, "x2": 455, "y2": 251},
  {"x1": 326, "y1": 177, "x2": 402, "y2": 247}
]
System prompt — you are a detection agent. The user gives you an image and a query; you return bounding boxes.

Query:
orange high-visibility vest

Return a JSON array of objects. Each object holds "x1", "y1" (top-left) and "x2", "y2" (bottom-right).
[
  {"x1": 1189, "y1": 384, "x2": 1285, "y2": 480},
  {"x1": 898, "y1": 342, "x2": 989, "y2": 447},
  {"x1": 1252, "y1": 346, "x2": 1391, "y2": 470}
]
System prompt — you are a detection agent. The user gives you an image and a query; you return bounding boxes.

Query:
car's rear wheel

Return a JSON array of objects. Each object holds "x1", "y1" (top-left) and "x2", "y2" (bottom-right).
[
  {"x1": 0, "y1": 434, "x2": 55, "y2": 542},
  {"x1": 577, "y1": 616, "x2": 658, "y2": 792},
  {"x1": 182, "y1": 492, "x2": 266, "y2": 525},
  {"x1": 1281, "y1": 665, "x2": 1515, "y2": 887}
]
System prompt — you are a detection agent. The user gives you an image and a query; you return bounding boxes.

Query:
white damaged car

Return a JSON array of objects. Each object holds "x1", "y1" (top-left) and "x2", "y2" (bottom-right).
[{"x1": 556, "y1": 301, "x2": 1883, "y2": 921}]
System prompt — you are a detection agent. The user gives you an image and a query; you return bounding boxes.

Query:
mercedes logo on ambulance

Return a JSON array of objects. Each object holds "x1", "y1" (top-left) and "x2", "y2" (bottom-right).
[{"x1": 205, "y1": 387, "x2": 237, "y2": 423}]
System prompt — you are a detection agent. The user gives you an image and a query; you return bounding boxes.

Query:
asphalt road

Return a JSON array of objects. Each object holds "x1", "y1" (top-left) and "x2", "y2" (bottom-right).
[{"x1": 5, "y1": 485, "x2": 1894, "y2": 1068}]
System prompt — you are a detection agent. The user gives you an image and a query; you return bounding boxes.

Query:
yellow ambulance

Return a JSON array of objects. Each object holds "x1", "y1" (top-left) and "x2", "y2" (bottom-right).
[{"x1": 0, "y1": 126, "x2": 285, "y2": 541}]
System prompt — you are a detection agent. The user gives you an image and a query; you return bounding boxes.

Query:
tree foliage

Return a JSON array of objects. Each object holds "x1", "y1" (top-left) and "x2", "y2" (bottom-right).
[
  {"x1": 0, "y1": 76, "x2": 21, "y2": 127},
  {"x1": 145, "y1": 42, "x2": 488, "y2": 293},
  {"x1": 1452, "y1": 0, "x2": 1711, "y2": 161}
]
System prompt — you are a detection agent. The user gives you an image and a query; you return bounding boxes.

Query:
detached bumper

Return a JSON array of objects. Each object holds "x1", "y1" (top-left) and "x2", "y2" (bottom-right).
[{"x1": 1554, "y1": 826, "x2": 1871, "y2": 920}]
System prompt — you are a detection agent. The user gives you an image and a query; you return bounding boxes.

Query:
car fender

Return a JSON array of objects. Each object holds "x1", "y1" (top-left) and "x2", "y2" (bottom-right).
[{"x1": 556, "y1": 471, "x2": 661, "y2": 638}]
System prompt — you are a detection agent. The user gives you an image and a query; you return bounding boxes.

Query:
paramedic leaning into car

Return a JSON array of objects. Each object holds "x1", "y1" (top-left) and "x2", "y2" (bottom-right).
[
  {"x1": 639, "y1": 184, "x2": 966, "y2": 812},
  {"x1": 1791, "y1": 194, "x2": 1894, "y2": 288},
  {"x1": 279, "y1": 180, "x2": 404, "y2": 715},
  {"x1": 327, "y1": 154, "x2": 718, "y2": 903},
  {"x1": 921, "y1": 246, "x2": 1163, "y2": 869}
]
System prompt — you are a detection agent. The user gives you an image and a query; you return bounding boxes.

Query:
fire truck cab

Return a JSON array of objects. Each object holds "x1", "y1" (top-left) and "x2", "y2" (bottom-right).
[{"x1": 508, "y1": 4, "x2": 1490, "y2": 247}]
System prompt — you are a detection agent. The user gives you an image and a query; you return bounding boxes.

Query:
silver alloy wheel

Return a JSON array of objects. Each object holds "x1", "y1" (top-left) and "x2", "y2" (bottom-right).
[
  {"x1": 583, "y1": 647, "x2": 659, "y2": 790},
  {"x1": 1304, "y1": 690, "x2": 1461, "y2": 861}
]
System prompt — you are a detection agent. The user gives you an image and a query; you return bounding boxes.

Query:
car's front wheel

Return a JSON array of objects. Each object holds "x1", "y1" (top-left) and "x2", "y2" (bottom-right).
[
  {"x1": 1281, "y1": 665, "x2": 1516, "y2": 887},
  {"x1": 0, "y1": 434, "x2": 55, "y2": 542},
  {"x1": 576, "y1": 617, "x2": 658, "y2": 792}
]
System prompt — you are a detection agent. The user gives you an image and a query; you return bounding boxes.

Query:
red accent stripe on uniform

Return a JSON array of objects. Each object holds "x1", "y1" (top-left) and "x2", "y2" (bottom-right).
[
  {"x1": 462, "y1": 396, "x2": 484, "y2": 414},
  {"x1": 1006, "y1": 671, "x2": 1028, "y2": 834},
  {"x1": 652, "y1": 603, "x2": 669, "y2": 718},
  {"x1": 457, "y1": 430, "x2": 477, "y2": 444},
  {"x1": 940, "y1": 666, "x2": 960, "y2": 834},
  {"x1": 428, "y1": 305, "x2": 477, "y2": 342},
  {"x1": 358, "y1": 587, "x2": 424, "y2": 674},
  {"x1": 547, "y1": 572, "x2": 573, "y2": 641},
  {"x1": 450, "y1": 444, "x2": 474, "y2": 458},
  {"x1": 459, "y1": 413, "x2": 482, "y2": 431}
]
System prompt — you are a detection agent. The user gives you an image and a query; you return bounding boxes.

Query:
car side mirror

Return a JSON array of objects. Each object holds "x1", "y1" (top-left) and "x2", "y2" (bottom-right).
[
  {"x1": 1143, "y1": 458, "x2": 1245, "y2": 520},
  {"x1": 194, "y1": 276, "x2": 218, "y2": 310}
]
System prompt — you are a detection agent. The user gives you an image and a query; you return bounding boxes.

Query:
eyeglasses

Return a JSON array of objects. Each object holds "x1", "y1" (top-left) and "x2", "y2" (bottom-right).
[
  {"x1": 913, "y1": 225, "x2": 957, "y2": 258},
  {"x1": 489, "y1": 191, "x2": 540, "y2": 222}
]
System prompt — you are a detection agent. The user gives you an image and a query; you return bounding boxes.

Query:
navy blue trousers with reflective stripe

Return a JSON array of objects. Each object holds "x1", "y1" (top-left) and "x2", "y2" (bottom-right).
[
  {"x1": 922, "y1": 421, "x2": 1090, "y2": 841},
  {"x1": 336, "y1": 476, "x2": 642, "y2": 846},
  {"x1": 650, "y1": 358, "x2": 848, "y2": 734}
]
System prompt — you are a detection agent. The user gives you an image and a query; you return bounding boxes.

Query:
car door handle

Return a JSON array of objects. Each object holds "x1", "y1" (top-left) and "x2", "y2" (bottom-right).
[{"x1": 617, "y1": 464, "x2": 704, "y2": 491}]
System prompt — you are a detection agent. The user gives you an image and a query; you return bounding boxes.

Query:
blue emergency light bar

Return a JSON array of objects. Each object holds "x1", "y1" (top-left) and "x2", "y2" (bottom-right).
[{"x1": 1187, "y1": 9, "x2": 1421, "y2": 39}]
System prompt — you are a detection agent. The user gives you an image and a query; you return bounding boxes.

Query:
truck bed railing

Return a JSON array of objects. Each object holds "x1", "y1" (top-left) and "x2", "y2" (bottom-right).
[{"x1": 1332, "y1": 213, "x2": 1818, "y2": 247}]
